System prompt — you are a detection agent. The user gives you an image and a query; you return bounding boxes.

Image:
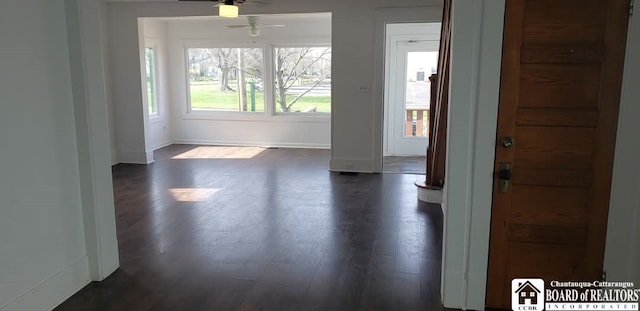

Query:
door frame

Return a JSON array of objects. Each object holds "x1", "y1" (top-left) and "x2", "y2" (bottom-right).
[
  {"x1": 383, "y1": 29, "x2": 439, "y2": 157},
  {"x1": 441, "y1": 1, "x2": 640, "y2": 310},
  {"x1": 371, "y1": 8, "x2": 444, "y2": 173},
  {"x1": 383, "y1": 30, "x2": 441, "y2": 156}
]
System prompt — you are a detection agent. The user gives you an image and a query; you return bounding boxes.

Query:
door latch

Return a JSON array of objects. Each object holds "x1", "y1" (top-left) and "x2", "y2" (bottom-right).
[
  {"x1": 498, "y1": 162, "x2": 511, "y2": 193},
  {"x1": 500, "y1": 136, "x2": 514, "y2": 149}
]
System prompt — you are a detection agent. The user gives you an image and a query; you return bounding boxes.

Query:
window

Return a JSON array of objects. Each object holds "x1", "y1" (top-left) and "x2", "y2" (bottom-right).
[
  {"x1": 187, "y1": 48, "x2": 264, "y2": 112},
  {"x1": 145, "y1": 47, "x2": 158, "y2": 116},
  {"x1": 274, "y1": 47, "x2": 331, "y2": 113}
]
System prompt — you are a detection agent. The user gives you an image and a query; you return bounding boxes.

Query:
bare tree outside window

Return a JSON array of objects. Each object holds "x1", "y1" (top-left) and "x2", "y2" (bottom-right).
[
  {"x1": 145, "y1": 47, "x2": 158, "y2": 115},
  {"x1": 188, "y1": 48, "x2": 264, "y2": 112},
  {"x1": 274, "y1": 47, "x2": 331, "y2": 113}
]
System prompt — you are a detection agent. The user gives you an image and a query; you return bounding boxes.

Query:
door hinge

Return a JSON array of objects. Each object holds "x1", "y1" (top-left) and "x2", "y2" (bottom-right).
[
  {"x1": 602, "y1": 270, "x2": 607, "y2": 281},
  {"x1": 631, "y1": 0, "x2": 635, "y2": 16}
]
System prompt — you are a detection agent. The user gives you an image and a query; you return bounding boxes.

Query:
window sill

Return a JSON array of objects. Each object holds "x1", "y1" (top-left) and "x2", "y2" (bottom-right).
[{"x1": 183, "y1": 111, "x2": 331, "y2": 123}]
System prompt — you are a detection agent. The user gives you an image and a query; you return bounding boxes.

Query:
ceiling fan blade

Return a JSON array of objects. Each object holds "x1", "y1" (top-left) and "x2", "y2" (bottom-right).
[
  {"x1": 246, "y1": 0, "x2": 270, "y2": 5},
  {"x1": 259, "y1": 24, "x2": 286, "y2": 28},
  {"x1": 226, "y1": 25, "x2": 251, "y2": 28}
]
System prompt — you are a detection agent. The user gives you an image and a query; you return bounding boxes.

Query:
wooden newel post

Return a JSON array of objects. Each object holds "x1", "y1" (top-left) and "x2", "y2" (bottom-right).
[{"x1": 418, "y1": 0, "x2": 451, "y2": 191}]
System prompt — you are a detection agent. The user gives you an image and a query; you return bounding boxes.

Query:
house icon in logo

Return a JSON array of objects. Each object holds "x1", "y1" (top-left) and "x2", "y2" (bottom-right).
[
  {"x1": 515, "y1": 281, "x2": 541, "y2": 305},
  {"x1": 511, "y1": 278, "x2": 544, "y2": 311}
]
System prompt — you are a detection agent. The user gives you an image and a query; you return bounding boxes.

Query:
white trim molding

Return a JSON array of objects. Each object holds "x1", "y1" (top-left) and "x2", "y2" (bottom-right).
[
  {"x1": 442, "y1": 0, "x2": 505, "y2": 309},
  {"x1": 0, "y1": 257, "x2": 90, "y2": 311},
  {"x1": 65, "y1": 0, "x2": 120, "y2": 282},
  {"x1": 172, "y1": 139, "x2": 330, "y2": 150}
]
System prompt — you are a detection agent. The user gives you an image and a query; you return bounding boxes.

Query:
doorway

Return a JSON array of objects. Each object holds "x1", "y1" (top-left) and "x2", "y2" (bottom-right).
[{"x1": 383, "y1": 23, "x2": 440, "y2": 173}]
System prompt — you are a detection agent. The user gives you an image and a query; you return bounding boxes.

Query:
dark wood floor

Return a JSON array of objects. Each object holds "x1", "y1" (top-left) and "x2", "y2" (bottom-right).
[
  {"x1": 56, "y1": 145, "x2": 444, "y2": 311},
  {"x1": 383, "y1": 156, "x2": 426, "y2": 174}
]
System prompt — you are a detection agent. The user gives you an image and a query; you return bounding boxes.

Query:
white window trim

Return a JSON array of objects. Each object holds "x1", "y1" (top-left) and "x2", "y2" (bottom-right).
[
  {"x1": 145, "y1": 39, "x2": 161, "y2": 120},
  {"x1": 183, "y1": 43, "x2": 269, "y2": 118},
  {"x1": 180, "y1": 39, "x2": 332, "y2": 122},
  {"x1": 271, "y1": 43, "x2": 332, "y2": 117}
]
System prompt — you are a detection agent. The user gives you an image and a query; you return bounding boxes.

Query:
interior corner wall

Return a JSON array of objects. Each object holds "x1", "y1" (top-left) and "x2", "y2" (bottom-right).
[
  {"x1": 143, "y1": 19, "x2": 171, "y2": 150},
  {"x1": 604, "y1": 12, "x2": 640, "y2": 286},
  {"x1": 69, "y1": 0, "x2": 120, "y2": 282},
  {"x1": 0, "y1": 1, "x2": 92, "y2": 309},
  {"x1": 101, "y1": 2, "x2": 118, "y2": 166},
  {"x1": 106, "y1": 5, "x2": 151, "y2": 164}
]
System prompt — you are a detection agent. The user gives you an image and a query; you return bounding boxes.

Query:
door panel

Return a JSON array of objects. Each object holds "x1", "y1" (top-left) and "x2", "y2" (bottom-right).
[
  {"x1": 388, "y1": 41, "x2": 438, "y2": 156},
  {"x1": 519, "y1": 65, "x2": 601, "y2": 108},
  {"x1": 486, "y1": 0, "x2": 630, "y2": 308},
  {"x1": 515, "y1": 108, "x2": 599, "y2": 127},
  {"x1": 522, "y1": 0, "x2": 607, "y2": 44}
]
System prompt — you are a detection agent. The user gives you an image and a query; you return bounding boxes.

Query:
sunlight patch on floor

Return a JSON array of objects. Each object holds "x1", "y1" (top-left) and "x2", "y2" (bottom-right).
[
  {"x1": 172, "y1": 146, "x2": 265, "y2": 159},
  {"x1": 169, "y1": 188, "x2": 220, "y2": 202}
]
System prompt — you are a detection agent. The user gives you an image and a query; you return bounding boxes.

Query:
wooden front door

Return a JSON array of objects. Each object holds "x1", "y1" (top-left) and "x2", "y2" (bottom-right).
[{"x1": 486, "y1": 0, "x2": 631, "y2": 308}]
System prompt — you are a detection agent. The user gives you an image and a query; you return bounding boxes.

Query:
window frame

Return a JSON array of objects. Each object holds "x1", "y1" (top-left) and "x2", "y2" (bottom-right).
[
  {"x1": 181, "y1": 40, "x2": 331, "y2": 123},
  {"x1": 271, "y1": 43, "x2": 332, "y2": 116},
  {"x1": 144, "y1": 42, "x2": 160, "y2": 119},
  {"x1": 184, "y1": 43, "x2": 270, "y2": 119}
]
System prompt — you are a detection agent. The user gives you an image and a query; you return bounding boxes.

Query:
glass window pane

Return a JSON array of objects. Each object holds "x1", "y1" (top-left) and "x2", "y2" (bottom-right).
[
  {"x1": 274, "y1": 47, "x2": 331, "y2": 113},
  {"x1": 404, "y1": 51, "x2": 438, "y2": 137},
  {"x1": 188, "y1": 48, "x2": 264, "y2": 112},
  {"x1": 145, "y1": 47, "x2": 157, "y2": 115}
]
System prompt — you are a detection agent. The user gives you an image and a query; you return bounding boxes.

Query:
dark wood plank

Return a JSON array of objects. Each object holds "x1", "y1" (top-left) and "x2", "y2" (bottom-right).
[
  {"x1": 519, "y1": 64, "x2": 601, "y2": 108},
  {"x1": 514, "y1": 127, "x2": 595, "y2": 169},
  {"x1": 54, "y1": 145, "x2": 444, "y2": 310},
  {"x1": 521, "y1": 45, "x2": 605, "y2": 64},
  {"x1": 506, "y1": 242, "x2": 584, "y2": 280},
  {"x1": 508, "y1": 223, "x2": 588, "y2": 245},
  {"x1": 512, "y1": 168, "x2": 592, "y2": 188},
  {"x1": 522, "y1": 0, "x2": 608, "y2": 44},
  {"x1": 516, "y1": 108, "x2": 598, "y2": 127},
  {"x1": 511, "y1": 186, "x2": 589, "y2": 227}
]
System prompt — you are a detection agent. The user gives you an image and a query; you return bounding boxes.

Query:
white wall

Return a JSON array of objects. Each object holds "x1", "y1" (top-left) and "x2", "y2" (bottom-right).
[
  {"x1": 143, "y1": 19, "x2": 172, "y2": 150},
  {"x1": 443, "y1": 1, "x2": 640, "y2": 310},
  {"x1": 0, "y1": 1, "x2": 90, "y2": 309},
  {"x1": 66, "y1": 0, "x2": 119, "y2": 282},
  {"x1": 101, "y1": 2, "x2": 118, "y2": 165},
  {"x1": 441, "y1": 1, "x2": 505, "y2": 309},
  {"x1": 604, "y1": 11, "x2": 640, "y2": 285},
  {"x1": 102, "y1": 0, "x2": 443, "y2": 167},
  {"x1": 163, "y1": 15, "x2": 332, "y2": 149},
  {"x1": 106, "y1": 4, "x2": 152, "y2": 163}
]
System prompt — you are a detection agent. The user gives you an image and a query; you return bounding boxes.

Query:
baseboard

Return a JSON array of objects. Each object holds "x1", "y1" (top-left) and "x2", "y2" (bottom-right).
[
  {"x1": 329, "y1": 157, "x2": 375, "y2": 173},
  {"x1": 152, "y1": 140, "x2": 173, "y2": 151},
  {"x1": 442, "y1": 269, "x2": 466, "y2": 310},
  {"x1": 172, "y1": 139, "x2": 331, "y2": 150},
  {"x1": 117, "y1": 150, "x2": 153, "y2": 164},
  {"x1": 0, "y1": 256, "x2": 90, "y2": 311},
  {"x1": 417, "y1": 187, "x2": 444, "y2": 204},
  {"x1": 110, "y1": 149, "x2": 118, "y2": 166}
]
